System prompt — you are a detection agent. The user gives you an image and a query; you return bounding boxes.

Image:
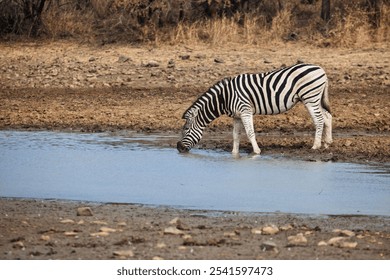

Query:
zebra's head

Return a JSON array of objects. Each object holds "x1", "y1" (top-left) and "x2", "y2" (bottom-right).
[{"x1": 177, "y1": 107, "x2": 203, "y2": 153}]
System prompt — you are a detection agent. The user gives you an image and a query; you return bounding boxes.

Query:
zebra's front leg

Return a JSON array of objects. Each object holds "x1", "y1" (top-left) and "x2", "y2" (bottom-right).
[
  {"x1": 232, "y1": 117, "x2": 242, "y2": 155},
  {"x1": 241, "y1": 112, "x2": 261, "y2": 154}
]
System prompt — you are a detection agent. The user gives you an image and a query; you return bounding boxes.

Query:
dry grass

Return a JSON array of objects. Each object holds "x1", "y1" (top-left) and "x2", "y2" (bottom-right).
[{"x1": 1, "y1": 0, "x2": 389, "y2": 47}]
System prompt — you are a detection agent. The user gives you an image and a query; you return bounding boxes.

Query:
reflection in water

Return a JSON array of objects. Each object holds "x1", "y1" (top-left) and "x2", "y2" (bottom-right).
[{"x1": 0, "y1": 130, "x2": 389, "y2": 216}]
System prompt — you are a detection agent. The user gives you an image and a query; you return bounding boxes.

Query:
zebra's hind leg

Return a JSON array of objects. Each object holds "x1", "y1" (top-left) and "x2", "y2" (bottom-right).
[
  {"x1": 240, "y1": 112, "x2": 261, "y2": 154},
  {"x1": 304, "y1": 103, "x2": 324, "y2": 150},
  {"x1": 323, "y1": 110, "x2": 333, "y2": 148},
  {"x1": 232, "y1": 117, "x2": 242, "y2": 155}
]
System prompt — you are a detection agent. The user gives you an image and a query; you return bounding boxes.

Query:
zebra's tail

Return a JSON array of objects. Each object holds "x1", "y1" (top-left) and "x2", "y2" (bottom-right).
[{"x1": 321, "y1": 79, "x2": 331, "y2": 114}]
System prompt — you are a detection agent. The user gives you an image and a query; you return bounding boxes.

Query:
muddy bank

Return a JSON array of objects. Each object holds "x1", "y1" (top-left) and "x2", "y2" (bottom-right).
[
  {"x1": 0, "y1": 199, "x2": 389, "y2": 260},
  {"x1": 1, "y1": 86, "x2": 389, "y2": 163}
]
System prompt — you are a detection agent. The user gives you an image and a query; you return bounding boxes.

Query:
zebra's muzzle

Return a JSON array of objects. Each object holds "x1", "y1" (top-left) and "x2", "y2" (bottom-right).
[{"x1": 177, "y1": 141, "x2": 189, "y2": 153}]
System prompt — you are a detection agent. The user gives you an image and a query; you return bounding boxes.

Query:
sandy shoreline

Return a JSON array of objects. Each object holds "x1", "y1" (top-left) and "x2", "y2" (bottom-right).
[{"x1": 1, "y1": 198, "x2": 389, "y2": 260}]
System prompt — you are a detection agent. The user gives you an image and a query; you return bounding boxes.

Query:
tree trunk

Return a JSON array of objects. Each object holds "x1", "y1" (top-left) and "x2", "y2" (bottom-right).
[
  {"x1": 321, "y1": 0, "x2": 331, "y2": 21},
  {"x1": 367, "y1": 0, "x2": 382, "y2": 28}
]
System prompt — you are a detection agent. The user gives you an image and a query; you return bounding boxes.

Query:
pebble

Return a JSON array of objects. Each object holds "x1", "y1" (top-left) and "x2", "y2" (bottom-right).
[
  {"x1": 64, "y1": 231, "x2": 78, "y2": 237},
  {"x1": 77, "y1": 207, "x2": 93, "y2": 216},
  {"x1": 12, "y1": 241, "x2": 25, "y2": 249},
  {"x1": 40, "y1": 235, "x2": 51, "y2": 241},
  {"x1": 156, "y1": 242, "x2": 167, "y2": 249},
  {"x1": 60, "y1": 218, "x2": 75, "y2": 224},
  {"x1": 100, "y1": 226, "x2": 116, "y2": 233},
  {"x1": 317, "y1": 241, "x2": 328, "y2": 246},
  {"x1": 251, "y1": 228, "x2": 262, "y2": 235},
  {"x1": 90, "y1": 232, "x2": 110, "y2": 237},
  {"x1": 339, "y1": 241, "x2": 358, "y2": 249},
  {"x1": 280, "y1": 224, "x2": 294, "y2": 231},
  {"x1": 90, "y1": 220, "x2": 107, "y2": 225},
  {"x1": 144, "y1": 60, "x2": 159, "y2": 67},
  {"x1": 117, "y1": 55, "x2": 130, "y2": 63},
  {"x1": 340, "y1": 230, "x2": 355, "y2": 237},
  {"x1": 113, "y1": 249, "x2": 134, "y2": 258},
  {"x1": 262, "y1": 225, "x2": 279, "y2": 235},
  {"x1": 214, "y1": 58, "x2": 224, "y2": 63},
  {"x1": 343, "y1": 140, "x2": 353, "y2": 147},
  {"x1": 327, "y1": 237, "x2": 357, "y2": 248},
  {"x1": 179, "y1": 54, "x2": 190, "y2": 60},
  {"x1": 260, "y1": 241, "x2": 277, "y2": 251},
  {"x1": 287, "y1": 233, "x2": 308, "y2": 246}
]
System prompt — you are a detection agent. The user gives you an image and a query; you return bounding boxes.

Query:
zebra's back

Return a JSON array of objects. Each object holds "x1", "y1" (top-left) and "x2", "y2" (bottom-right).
[{"x1": 232, "y1": 64, "x2": 327, "y2": 115}]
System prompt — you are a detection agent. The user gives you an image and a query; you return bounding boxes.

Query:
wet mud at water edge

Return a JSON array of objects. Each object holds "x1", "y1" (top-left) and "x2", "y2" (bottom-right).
[{"x1": 1, "y1": 130, "x2": 389, "y2": 216}]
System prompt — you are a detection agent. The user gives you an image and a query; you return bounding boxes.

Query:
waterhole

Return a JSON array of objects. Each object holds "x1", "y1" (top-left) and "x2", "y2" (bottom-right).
[{"x1": 0, "y1": 130, "x2": 389, "y2": 216}]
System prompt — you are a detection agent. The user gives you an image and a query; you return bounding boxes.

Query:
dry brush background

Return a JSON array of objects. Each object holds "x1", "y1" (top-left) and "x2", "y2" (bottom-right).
[{"x1": 1, "y1": 0, "x2": 389, "y2": 47}]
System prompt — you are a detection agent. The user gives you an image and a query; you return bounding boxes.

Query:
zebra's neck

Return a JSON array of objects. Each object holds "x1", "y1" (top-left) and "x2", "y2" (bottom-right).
[{"x1": 192, "y1": 80, "x2": 228, "y2": 127}]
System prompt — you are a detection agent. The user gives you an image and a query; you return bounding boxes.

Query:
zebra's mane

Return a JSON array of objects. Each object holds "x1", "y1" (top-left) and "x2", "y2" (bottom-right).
[{"x1": 182, "y1": 77, "x2": 230, "y2": 119}]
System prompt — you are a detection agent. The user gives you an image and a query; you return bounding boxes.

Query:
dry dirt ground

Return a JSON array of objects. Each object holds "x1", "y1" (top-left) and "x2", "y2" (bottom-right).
[{"x1": 0, "y1": 41, "x2": 389, "y2": 260}]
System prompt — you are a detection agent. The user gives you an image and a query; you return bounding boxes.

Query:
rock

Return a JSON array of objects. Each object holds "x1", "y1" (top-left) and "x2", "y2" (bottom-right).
[
  {"x1": 144, "y1": 60, "x2": 159, "y2": 67},
  {"x1": 224, "y1": 231, "x2": 237, "y2": 237},
  {"x1": 89, "y1": 56, "x2": 97, "y2": 62},
  {"x1": 60, "y1": 218, "x2": 75, "y2": 224},
  {"x1": 167, "y1": 59, "x2": 175, "y2": 68},
  {"x1": 164, "y1": 226, "x2": 185, "y2": 235},
  {"x1": 64, "y1": 231, "x2": 78, "y2": 237},
  {"x1": 280, "y1": 224, "x2": 294, "y2": 231},
  {"x1": 156, "y1": 242, "x2": 167, "y2": 249},
  {"x1": 182, "y1": 234, "x2": 193, "y2": 241},
  {"x1": 100, "y1": 227, "x2": 116, "y2": 233},
  {"x1": 169, "y1": 217, "x2": 189, "y2": 230},
  {"x1": 339, "y1": 241, "x2": 358, "y2": 249},
  {"x1": 327, "y1": 237, "x2": 347, "y2": 246},
  {"x1": 214, "y1": 58, "x2": 224, "y2": 63},
  {"x1": 12, "y1": 241, "x2": 25, "y2": 249},
  {"x1": 40, "y1": 235, "x2": 51, "y2": 241},
  {"x1": 179, "y1": 54, "x2": 190, "y2": 60},
  {"x1": 327, "y1": 237, "x2": 357, "y2": 248},
  {"x1": 287, "y1": 233, "x2": 308, "y2": 246},
  {"x1": 317, "y1": 241, "x2": 328, "y2": 246},
  {"x1": 169, "y1": 217, "x2": 181, "y2": 225},
  {"x1": 297, "y1": 59, "x2": 305, "y2": 64},
  {"x1": 343, "y1": 140, "x2": 353, "y2": 147},
  {"x1": 113, "y1": 249, "x2": 134, "y2": 258},
  {"x1": 117, "y1": 222, "x2": 127, "y2": 227},
  {"x1": 264, "y1": 59, "x2": 272, "y2": 64},
  {"x1": 262, "y1": 225, "x2": 279, "y2": 235},
  {"x1": 251, "y1": 227, "x2": 262, "y2": 235},
  {"x1": 90, "y1": 220, "x2": 107, "y2": 225},
  {"x1": 153, "y1": 256, "x2": 164, "y2": 260},
  {"x1": 340, "y1": 230, "x2": 355, "y2": 237},
  {"x1": 117, "y1": 55, "x2": 130, "y2": 63},
  {"x1": 90, "y1": 232, "x2": 110, "y2": 237},
  {"x1": 77, "y1": 207, "x2": 93, "y2": 216},
  {"x1": 260, "y1": 241, "x2": 277, "y2": 251}
]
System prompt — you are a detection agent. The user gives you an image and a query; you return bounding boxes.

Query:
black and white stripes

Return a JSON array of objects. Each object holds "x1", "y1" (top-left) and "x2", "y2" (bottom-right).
[{"x1": 177, "y1": 63, "x2": 332, "y2": 155}]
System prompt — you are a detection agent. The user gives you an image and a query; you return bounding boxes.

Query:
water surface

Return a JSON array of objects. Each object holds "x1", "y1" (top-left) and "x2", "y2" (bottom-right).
[{"x1": 0, "y1": 130, "x2": 389, "y2": 216}]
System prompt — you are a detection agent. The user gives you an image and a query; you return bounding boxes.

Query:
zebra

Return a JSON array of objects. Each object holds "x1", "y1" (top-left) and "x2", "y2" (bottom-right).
[{"x1": 177, "y1": 63, "x2": 332, "y2": 155}]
